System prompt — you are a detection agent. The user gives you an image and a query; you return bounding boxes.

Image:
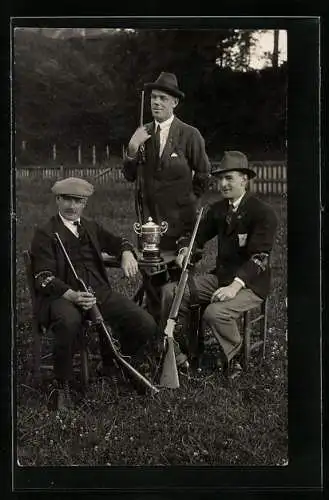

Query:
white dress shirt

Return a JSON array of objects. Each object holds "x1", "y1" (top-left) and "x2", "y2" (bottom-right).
[
  {"x1": 154, "y1": 114, "x2": 175, "y2": 157},
  {"x1": 229, "y1": 193, "x2": 245, "y2": 212},
  {"x1": 59, "y1": 212, "x2": 80, "y2": 238}
]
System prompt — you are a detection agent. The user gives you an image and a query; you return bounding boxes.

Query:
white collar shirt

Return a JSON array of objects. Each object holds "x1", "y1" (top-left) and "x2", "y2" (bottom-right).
[
  {"x1": 229, "y1": 193, "x2": 246, "y2": 212},
  {"x1": 59, "y1": 212, "x2": 80, "y2": 237},
  {"x1": 154, "y1": 114, "x2": 175, "y2": 157}
]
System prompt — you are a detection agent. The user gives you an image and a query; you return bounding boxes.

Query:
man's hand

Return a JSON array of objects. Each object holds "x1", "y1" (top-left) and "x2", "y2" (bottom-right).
[
  {"x1": 211, "y1": 281, "x2": 242, "y2": 303},
  {"x1": 63, "y1": 289, "x2": 97, "y2": 310},
  {"x1": 127, "y1": 126, "x2": 151, "y2": 157},
  {"x1": 175, "y1": 247, "x2": 188, "y2": 268},
  {"x1": 121, "y1": 250, "x2": 139, "y2": 278}
]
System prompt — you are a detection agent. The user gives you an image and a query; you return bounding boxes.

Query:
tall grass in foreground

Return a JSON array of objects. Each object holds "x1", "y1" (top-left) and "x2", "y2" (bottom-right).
[{"x1": 15, "y1": 177, "x2": 287, "y2": 466}]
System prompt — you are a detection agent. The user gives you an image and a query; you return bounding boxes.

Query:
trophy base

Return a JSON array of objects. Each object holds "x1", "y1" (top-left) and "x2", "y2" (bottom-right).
[{"x1": 138, "y1": 255, "x2": 167, "y2": 276}]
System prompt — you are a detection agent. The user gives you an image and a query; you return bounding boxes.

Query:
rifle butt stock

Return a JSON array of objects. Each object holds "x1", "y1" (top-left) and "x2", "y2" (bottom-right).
[{"x1": 159, "y1": 337, "x2": 180, "y2": 389}]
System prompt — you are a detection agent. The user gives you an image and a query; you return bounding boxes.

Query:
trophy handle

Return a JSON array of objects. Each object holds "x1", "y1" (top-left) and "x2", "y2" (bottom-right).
[
  {"x1": 160, "y1": 221, "x2": 168, "y2": 235},
  {"x1": 133, "y1": 222, "x2": 142, "y2": 235}
]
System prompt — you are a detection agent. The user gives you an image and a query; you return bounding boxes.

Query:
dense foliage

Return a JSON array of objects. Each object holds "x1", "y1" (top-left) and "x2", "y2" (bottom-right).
[{"x1": 14, "y1": 29, "x2": 287, "y2": 163}]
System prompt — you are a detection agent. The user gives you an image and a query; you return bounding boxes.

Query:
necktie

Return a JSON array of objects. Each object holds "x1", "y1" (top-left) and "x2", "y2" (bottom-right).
[
  {"x1": 225, "y1": 203, "x2": 235, "y2": 231},
  {"x1": 154, "y1": 124, "x2": 161, "y2": 159}
]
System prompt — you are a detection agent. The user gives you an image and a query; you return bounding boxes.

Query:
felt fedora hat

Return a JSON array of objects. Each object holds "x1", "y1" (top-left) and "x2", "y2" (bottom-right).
[
  {"x1": 211, "y1": 151, "x2": 256, "y2": 179},
  {"x1": 144, "y1": 72, "x2": 185, "y2": 99}
]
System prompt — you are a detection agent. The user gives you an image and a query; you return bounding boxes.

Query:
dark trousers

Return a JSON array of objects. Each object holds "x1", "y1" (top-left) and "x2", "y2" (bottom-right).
[{"x1": 49, "y1": 291, "x2": 158, "y2": 381}]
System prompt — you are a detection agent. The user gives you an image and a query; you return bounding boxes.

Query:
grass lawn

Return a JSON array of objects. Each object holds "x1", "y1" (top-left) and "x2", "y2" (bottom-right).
[{"x1": 15, "y1": 176, "x2": 287, "y2": 466}]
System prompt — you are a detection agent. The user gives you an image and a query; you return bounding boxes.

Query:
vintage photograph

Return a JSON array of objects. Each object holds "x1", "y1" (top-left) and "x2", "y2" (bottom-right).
[{"x1": 14, "y1": 26, "x2": 288, "y2": 467}]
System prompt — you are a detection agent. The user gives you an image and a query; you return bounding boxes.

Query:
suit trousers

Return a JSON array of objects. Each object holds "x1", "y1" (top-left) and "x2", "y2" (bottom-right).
[
  {"x1": 162, "y1": 274, "x2": 263, "y2": 362},
  {"x1": 49, "y1": 290, "x2": 158, "y2": 381}
]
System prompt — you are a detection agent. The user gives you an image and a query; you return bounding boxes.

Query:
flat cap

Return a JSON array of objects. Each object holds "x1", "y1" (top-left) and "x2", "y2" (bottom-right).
[{"x1": 51, "y1": 177, "x2": 94, "y2": 198}]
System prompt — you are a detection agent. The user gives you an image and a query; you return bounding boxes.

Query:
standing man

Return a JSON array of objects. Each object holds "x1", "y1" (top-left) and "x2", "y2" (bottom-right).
[
  {"x1": 123, "y1": 72, "x2": 211, "y2": 252},
  {"x1": 162, "y1": 151, "x2": 278, "y2": 371},
  {"x1": 30, "y1": 177, "x2": 159, "y2": 409}
]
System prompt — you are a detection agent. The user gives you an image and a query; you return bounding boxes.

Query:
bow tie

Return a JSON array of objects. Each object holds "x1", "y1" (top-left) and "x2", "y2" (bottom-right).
[{"x1": 73, "y1": 221, "x2": 84, "y2": 238}]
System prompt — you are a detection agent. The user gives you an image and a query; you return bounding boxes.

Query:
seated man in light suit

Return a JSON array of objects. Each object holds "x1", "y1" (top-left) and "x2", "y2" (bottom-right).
[{"x1": 162, "y1": 151, "x2": 278, "y2": 372}]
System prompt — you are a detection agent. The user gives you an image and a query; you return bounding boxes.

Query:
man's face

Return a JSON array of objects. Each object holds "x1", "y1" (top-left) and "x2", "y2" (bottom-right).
[
  {"x1": 56, "y1": 195, "x2": 87, "y2": 221},
  {"x1": 150, "y1": 90, "x2": 178, "y2": 122},
  {"x1": 218, "y1": 171, "x2": 248, "y2": 201}
]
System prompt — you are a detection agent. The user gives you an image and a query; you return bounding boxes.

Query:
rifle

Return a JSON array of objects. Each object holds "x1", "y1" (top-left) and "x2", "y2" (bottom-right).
[
  {"x1": 159, "y1": 206, "x2": 205, "y2": 389},
  {"x1": 135, "y1": 90, "x2": 145, "y2": 249},
  {"x1": 54, "y1": 232, "x2": 159, "y2": 395}
]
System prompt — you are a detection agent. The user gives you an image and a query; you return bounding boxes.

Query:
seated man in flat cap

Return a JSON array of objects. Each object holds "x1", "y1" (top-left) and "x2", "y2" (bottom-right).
[
  {"x1": 162, "y1": 151, "x2": 278, "y2": 373},
  {"x1": 30, "y1": 177, "x2": 159, "y2": 409}
]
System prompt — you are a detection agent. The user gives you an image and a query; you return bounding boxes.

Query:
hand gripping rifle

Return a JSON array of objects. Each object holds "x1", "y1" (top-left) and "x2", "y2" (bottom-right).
[
  {"x1": 54, "y1": 232, "x2": 159, "y2": 395},
  {"x1": 159, "y1": 206, "x2": 205, "y2": 389}
]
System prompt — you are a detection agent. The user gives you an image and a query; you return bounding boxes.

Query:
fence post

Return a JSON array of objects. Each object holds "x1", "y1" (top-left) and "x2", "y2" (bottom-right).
[
  {"x1": 22, "y1": 140, "x2": 26, "y2": 151},
  {"x1": 92, "y1": 145, "x2": 96, "y2": 166},
  {"x1": 52, "y1": 144, "x2": 57, "y2": 162},
  {"x1": 106, "y1": 144, "x2": 110, "y2": 161},
  {"x1": 78, "y1": 144, "x2": 82, "y2": 165}
]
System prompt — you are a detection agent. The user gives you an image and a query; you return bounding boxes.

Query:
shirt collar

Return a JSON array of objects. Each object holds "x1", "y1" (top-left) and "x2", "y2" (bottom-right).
[
  {"x1": 229, "y1": 193, "x2": 246, "y2": 210},
  {"x1": 59, "y1": 212, "x2": 80, "y2": 226},
  {"x1": 155, "y1": 114, "x2": 175, "y2": 131}
]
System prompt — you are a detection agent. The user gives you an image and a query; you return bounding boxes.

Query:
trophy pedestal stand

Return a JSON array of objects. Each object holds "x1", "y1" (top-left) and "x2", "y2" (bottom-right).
[{"x1": 137, "y1": 255, "x2": 168, "y2": 276}]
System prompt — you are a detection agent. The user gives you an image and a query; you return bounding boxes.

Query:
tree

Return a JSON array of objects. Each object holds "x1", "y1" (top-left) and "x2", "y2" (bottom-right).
[{"x1": 272, "y1": 30, "x2": 280, "y2": 69}]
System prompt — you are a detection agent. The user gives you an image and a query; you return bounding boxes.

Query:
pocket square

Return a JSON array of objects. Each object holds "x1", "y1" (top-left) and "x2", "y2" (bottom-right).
[
  {"x1": 170, "y1": 152, "x2": 178, "y2": 158},
  {"x1": 238, "y1": 233, "x2": 248, "y2": 247}
]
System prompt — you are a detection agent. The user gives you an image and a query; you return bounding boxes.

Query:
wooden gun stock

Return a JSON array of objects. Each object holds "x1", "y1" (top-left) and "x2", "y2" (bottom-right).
[{"x1": 159, "y1": 207, "x2": 205, "y2": 389}]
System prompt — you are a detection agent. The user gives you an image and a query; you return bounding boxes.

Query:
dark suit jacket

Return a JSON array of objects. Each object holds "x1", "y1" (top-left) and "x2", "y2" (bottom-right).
[
  {"x1": 30, "y1": 215, "x2": 134, "y2": 325},
  {"x1": 123, "y1": 116, "x2": 211, "y2": 246},
  {"x1": 180, "y1": 193, "x2": 278, "y2": 299}
]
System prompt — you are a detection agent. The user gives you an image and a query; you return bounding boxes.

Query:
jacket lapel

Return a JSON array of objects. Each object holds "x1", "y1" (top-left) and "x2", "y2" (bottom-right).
[
  {"x1": 159, "y1": 117, "x2": 179, "y2": 166},
  {"x1": 52, "y1": 214, "x2": 70, "y2": 243},
  {"x1": 226, "y1": 192, "x2": 250, "y2": 235},
  {"x1": 81, "y1": 218, "x2": 102, "y2": 258}
]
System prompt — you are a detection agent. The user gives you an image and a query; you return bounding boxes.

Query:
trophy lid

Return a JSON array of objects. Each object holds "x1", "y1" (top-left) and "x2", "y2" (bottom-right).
[{"x1": 142, "y1": 217, "x2": 160, "y2": 231}]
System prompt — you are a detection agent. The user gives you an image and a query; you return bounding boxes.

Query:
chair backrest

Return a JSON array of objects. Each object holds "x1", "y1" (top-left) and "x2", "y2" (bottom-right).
[{"x1": 23, "y1": 249, "x2": 38, "y2": 311}]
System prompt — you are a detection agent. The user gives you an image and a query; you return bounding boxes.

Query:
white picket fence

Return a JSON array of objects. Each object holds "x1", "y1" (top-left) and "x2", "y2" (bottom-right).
[{"x1": 16, "y1": 161, "x2": 287, "y2": 194}]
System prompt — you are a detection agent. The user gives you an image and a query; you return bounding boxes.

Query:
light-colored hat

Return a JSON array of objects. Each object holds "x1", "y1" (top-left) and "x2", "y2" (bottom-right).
[
  {"x1": 211, "y1": 151, "x2": 256, "y2": 179},
  {"x1": 51, "y1": 177, "x2": 94, "y2": 198}
]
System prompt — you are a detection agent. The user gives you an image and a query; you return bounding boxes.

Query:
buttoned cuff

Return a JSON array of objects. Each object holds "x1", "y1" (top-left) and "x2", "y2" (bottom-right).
[
  {"x1": 123, "y1": 147, "x2": 138, "y2": 161},
  {"x1": 234, "y1": 277, "x2": 245, "y2": 288},
  {"x1": 121, "y1": 239, "x2": 137, "y2": 258}
]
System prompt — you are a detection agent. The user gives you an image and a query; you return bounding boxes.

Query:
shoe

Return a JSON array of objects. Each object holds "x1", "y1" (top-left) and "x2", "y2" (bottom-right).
[
  {"x1": 176, "y1": 352, "x2": 189, "y2": 373},
  {"x1": 229, "y1": 360, "x2": 243, "y2": 380}
]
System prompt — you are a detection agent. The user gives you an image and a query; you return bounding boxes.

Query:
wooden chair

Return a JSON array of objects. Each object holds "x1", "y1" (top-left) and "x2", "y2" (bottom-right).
[
  {"x1": 240, "y1": 297, "x2": 268, "y2": 371},
  {"x1": 178, "y1": 296, "x2": 269, "y2": 376},
  {"x1": 23, "y1": 250, "x2": 92, "y2": 388}
]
